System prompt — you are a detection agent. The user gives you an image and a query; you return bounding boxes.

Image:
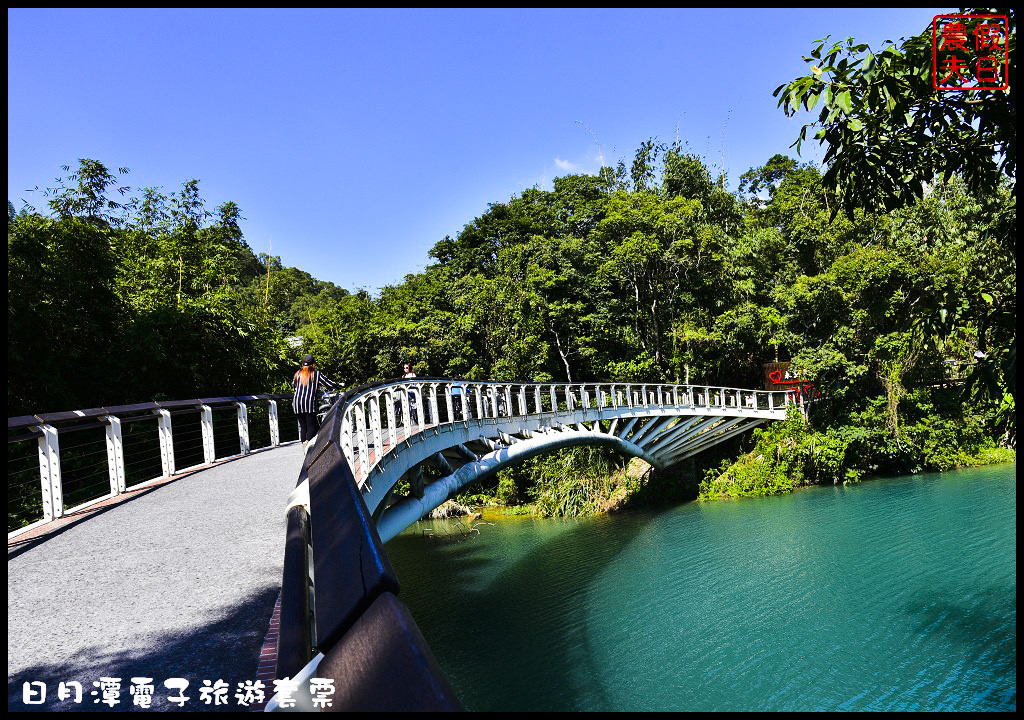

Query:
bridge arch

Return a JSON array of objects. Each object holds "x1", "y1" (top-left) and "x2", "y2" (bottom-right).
[
  {"x1": 302, "y1": 378, "x2": 794, "y2": 542},
  {"x1": 375, "y1": 427, "x2": 660, "y2": 541}
]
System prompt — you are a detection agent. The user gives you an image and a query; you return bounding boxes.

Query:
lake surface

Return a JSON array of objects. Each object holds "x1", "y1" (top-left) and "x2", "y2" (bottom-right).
[{"x1": 385, "y1": 464, "x2": 1016, "y2": 711}]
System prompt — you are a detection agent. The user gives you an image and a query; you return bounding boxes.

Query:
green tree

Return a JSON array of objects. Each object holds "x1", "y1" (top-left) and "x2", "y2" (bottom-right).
[{"x1": 774, "y1": 10, "x2": 1016, "y2": 423}]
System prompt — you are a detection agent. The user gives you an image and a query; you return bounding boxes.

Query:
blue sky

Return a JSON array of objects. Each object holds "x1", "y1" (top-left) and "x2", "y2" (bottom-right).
[{"x1": 8, "y1": 8, "x2": 946, "y2": 292}]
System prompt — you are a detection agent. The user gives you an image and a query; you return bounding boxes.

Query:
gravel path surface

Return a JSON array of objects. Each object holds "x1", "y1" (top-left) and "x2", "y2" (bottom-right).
[{"x1": 8, "y1": 443, "x2": 304, "y2": 712}]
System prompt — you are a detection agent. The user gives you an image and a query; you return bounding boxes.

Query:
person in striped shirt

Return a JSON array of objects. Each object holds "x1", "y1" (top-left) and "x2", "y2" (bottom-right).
[{"x1": 292, "y1": 355, "x2": 341, "y2": 451}]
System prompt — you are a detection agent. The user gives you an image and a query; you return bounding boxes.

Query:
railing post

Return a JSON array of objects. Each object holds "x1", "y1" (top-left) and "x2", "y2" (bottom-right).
[
  {"x1": 200, "y1": 405, "x2": 216, "y2": 464},
  {"x1": 401, "y1": 384, "x2": 413, "y2": 433},
  {"x1": 428, "y1": 383, "x2": 439, "y2": 426},
  {"x1": 236, "y1": 402, "x2": 250, "y2": 455},
  {"x1": 705, "y1": 387, "x2": 710, "y2": 407},
  {"x1": 504, "y1": 385, "x2": 513, "y2": 417},
  {"x1": 414, "y1": 384, "x2": 426, "y2": 432},
  {"x1": 550, "y1": 385, "x2": 557, "y2": 412},
  {"x1": 386, "y1": 389, "x2": 398, "y2": 448},
  {"x1": 534, "y1": 386, "x2": 542, "y2": 414},
  {"x1": 156, "y1": 409, "x2": 176, "y2": 477},
  {"x1": 461, "y1": 385, "x2": 470, "y2": 421},
  {"x1": 474, "y1": 385, "x2": 483, "y2": 420},
  {"x1": 518, "y1": 386, "x2": 527, "y2": 416},
  {"x1": 268, "y1": 400, "x2": 280, "y2": 447},
  {"x1": 341, "y1": 412, "x2": 355, "y2": 468},
  {"x1": 104, "y1": 415, "x2": 126, "y2": 495},
  {"x1": 37, "y1": 424, "x2": 63, "y2": 521},
  {"x1": 370, "y1": 395, "x2": 383, "y2": 460},
  {"x1": 445, "y1": 384, "x2": 454, "y2": 424},
  {"x1": 355, "y1": 402, "x2": 369, "y2": 470}
]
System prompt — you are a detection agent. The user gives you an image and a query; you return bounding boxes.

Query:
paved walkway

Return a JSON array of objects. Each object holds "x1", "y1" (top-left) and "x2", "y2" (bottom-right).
[{"x1": 7, "y1": 443, "x2": 304, "y2": 712}]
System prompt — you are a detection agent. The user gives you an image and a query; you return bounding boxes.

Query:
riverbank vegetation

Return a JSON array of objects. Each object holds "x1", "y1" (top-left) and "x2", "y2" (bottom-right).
[{"x1": 7, "y1": 15, "x2": 1014, "y2": 514}]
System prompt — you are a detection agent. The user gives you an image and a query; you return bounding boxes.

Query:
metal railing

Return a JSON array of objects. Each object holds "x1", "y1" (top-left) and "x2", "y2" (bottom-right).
[
  {"x1": 7, "y1": 394, "x2": 295, "y2": 539},
  {"x1": 337, "y1": 380, "x2": 797, "y2": 485}
]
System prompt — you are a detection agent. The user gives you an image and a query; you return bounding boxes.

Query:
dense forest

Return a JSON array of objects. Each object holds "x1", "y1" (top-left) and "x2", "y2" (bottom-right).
[{"x1": 7, "y1": 16, "x2": 1015, "y2": 509}]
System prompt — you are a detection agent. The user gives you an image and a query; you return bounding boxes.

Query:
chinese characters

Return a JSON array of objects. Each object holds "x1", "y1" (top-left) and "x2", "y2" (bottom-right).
[
  {"x1": 21, "y1": 677, "x2": 333, "y2": 709},
  {"x1": 932, "y1": 15, "x2": 1009, "y2": 90}
]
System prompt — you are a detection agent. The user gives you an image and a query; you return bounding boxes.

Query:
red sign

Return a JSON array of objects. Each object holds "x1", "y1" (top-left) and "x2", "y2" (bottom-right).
[
  {"x1": 932, "y1": 14, "x2": 1010, "y2": 91},
  {"x1": 764, "y1": 363, "x2": 821, "y2": 404}
]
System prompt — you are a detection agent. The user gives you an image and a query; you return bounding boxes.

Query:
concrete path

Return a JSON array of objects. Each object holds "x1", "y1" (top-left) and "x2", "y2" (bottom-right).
[{"x1": 8, "y1": 443, "x2": 305, "y2": 712}]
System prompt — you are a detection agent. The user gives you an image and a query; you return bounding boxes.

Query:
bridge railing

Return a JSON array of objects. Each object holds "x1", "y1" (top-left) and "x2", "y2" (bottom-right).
[
  {"x1": 7, "y1": 394, "x2": 297, "y2": 540},
  {"x1": 337, "y1": 380, "x2": 795, "y2": 485},
  {"x1": 275, "y1": 391, "x2": 462, "y2": 711}
]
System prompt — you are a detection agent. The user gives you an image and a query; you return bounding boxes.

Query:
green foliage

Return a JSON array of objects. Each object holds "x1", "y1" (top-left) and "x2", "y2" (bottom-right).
[
  {"x1": 9, "y1": 133, "x2": 1015, "y2": 517},
  {"x1": 774, "y1": 14, "x2": 1015, "y2": 216},
  {"x1": 525, "y1": 447, "x2": 620, "y2": 518},
  {"x1": 8, "y1": 160, "x2": 300, "y2": 413},
  {"x1": 701, "y1": 393, "x2": 1014, "y2": 501},
  {"x1": 774, "y1": 13, "x2": 1016, "y2": 418}
]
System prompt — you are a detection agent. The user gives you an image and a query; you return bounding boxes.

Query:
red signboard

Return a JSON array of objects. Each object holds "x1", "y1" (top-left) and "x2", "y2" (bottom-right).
[{"x1": 763, "y1": 362, "x2": 821, "y2": 404}]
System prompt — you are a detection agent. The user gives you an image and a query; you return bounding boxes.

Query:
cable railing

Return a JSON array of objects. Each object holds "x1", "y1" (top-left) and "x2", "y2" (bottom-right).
[
  {"x1": 7, "y1": 394, "x2": 295, "y2": 539},
  {"x1": 336, "y1": 379, "x2": 798, "y2": 485}
]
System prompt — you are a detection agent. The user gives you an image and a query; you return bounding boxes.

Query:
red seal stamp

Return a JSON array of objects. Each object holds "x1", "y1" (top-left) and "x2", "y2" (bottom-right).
[{"x1": 932, "y1": 14, "x2": 1010, "y2": 91}]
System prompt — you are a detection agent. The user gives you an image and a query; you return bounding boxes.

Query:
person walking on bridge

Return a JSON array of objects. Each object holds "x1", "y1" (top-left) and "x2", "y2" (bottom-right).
[{"x1": 292, "y1": 354, "x2": 340, "y2": 452}]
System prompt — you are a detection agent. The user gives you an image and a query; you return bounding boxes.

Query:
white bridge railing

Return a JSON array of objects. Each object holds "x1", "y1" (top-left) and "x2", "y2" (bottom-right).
[
  {"x1": 338, "y1": 380, "x2": 798, "y2": 486},
  {"x1": 7, "y1": 394, "x2": 297, "y2": 540}
]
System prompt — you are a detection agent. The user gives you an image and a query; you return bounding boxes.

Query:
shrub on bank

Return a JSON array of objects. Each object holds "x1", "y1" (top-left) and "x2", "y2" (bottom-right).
[{"x1": 699, "y1": 395, "x2": 1015, "y2": 501}]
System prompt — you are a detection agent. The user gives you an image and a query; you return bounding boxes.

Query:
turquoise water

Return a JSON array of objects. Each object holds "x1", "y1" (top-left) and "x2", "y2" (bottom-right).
[{"x1": 386, "y1": 464, "x2": 1017, "y2": 711}]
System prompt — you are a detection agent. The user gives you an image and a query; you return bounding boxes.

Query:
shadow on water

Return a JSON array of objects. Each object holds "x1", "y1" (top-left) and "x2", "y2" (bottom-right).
[
  {"x1": 7, "y1": 586, "x2": 278, "y2": 712},
  {"x1": 388, "y1": 506, "x2": 672, "y2": 711},
  {"x1": 901, "y1": 586, "x2": 1018, "y2": 662}
]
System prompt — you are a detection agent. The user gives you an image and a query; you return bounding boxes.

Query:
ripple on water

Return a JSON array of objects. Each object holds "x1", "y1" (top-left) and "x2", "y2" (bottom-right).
[{"x1": 387, "y1": 464, "x2": 1016, "y2": 711}]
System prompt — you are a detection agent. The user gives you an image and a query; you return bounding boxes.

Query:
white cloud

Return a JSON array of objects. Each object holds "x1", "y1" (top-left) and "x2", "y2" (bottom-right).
[{"x1": 554, "y1": 157, "x2": 577, "y2": 171}]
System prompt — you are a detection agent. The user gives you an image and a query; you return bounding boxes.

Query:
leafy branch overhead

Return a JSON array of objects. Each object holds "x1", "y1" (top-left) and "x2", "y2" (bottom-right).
[{"x1": 774, "y1": 9, "x2": 1015, "y2": 218}]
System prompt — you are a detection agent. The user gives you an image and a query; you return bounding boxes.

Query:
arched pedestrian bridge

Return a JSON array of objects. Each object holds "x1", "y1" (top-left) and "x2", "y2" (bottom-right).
[
  {"x1": 318, "y1": 380, "x2": 793, "y2": 542},
  {"x1": 7, "y1": 380, "x2": 796, "y2": 711},
  {"x1": 276, "y1": 379, "x2": 794, "y2": 710}
]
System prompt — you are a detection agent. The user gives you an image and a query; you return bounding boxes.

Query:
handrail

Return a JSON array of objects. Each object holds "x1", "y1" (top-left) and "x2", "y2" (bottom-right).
[
  {"x1": 274, "y1": 393, "x2": 462, "y2": 711},
  {"x1": 7, "y1": 394, "x2": 293, "y2": 431}
]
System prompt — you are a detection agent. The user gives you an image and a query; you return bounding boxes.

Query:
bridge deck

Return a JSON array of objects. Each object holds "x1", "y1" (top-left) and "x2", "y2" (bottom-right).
[{"x1": 7, "y1": 443, "x2": 303, "y2": 711}]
